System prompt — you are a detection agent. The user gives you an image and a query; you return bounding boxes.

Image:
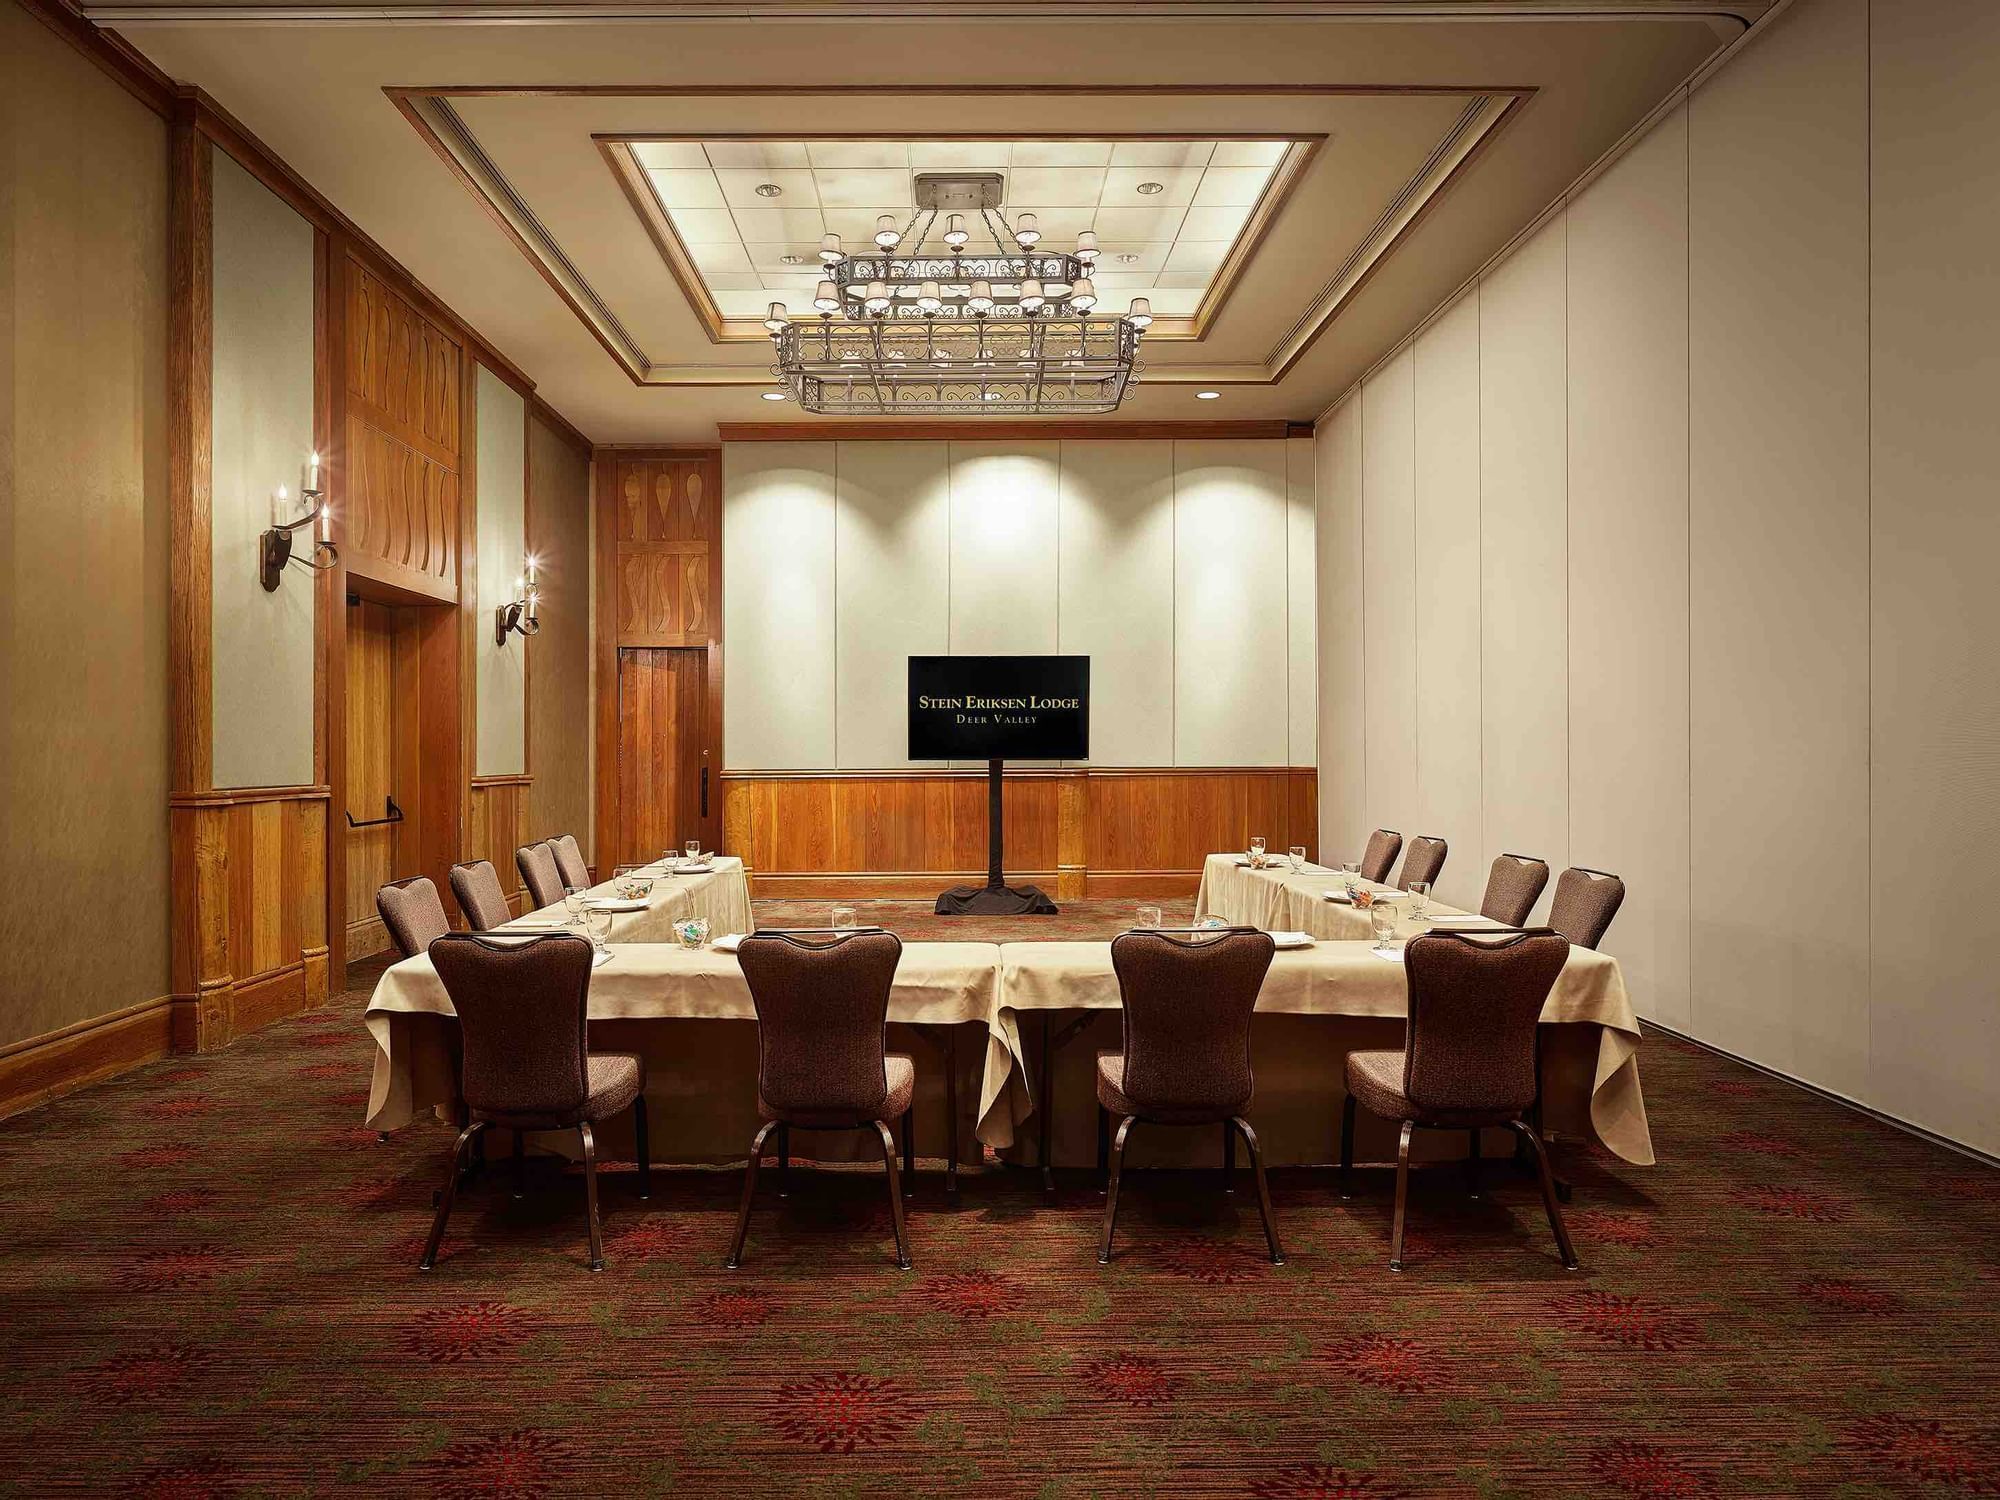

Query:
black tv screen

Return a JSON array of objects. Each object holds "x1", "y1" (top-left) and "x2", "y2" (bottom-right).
[{"x1": 909, "y1": 655, "x2": 1090, "y2": 761}]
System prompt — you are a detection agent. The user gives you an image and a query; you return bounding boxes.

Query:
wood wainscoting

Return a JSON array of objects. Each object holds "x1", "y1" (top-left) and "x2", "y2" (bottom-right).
[
  {"x1": 722, "y1": 767, "x2": 1317, "y2": 899},
  {"x1": 469, "y1": 775, "x2": 534, "y2": 918},
  {"x1": 169, "y1": 786, "x2": 331, "y2": 1052}
]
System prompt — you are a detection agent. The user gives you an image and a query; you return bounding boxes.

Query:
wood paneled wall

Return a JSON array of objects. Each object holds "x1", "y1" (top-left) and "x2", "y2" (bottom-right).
[
  {"x1": 613, "y1": 455, "x2": 715, "y2": 646},
  {"x1": 723, "y1": 767, "x2": 1317, "y2": 898},
  {"x1": 468, "y1": 776, "x2": 532, "y2": 916}
]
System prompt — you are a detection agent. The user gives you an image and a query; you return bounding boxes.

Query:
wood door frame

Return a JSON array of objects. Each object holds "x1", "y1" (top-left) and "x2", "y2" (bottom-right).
[
  {"x1": 612, "y1": 645, "x2": 710, "y2": 868},
  {"x1": 592, "y1": 446, "x2": 725, "y2": 871}
]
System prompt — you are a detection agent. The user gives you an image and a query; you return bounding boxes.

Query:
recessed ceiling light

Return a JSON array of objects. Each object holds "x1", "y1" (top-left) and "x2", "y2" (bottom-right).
[
  {"x1": 1115, "y1": 252, "x2": 1141, "y2": 264},
  {"x1": 755, "y1": 183, "x2": 784, "y2": 198},
  {"x1": 761, "y1": 390, "x2": 789, "y2": 401},
  {"x1": 779, "y1": 253, "x2": 807, "y2": 265},
  {"x1": 1136, "y1": 181, "x2": 1165, "y2": 196},
  {"x1": 1195, "y1": 390, "x2": 1221, "y2": 400}
]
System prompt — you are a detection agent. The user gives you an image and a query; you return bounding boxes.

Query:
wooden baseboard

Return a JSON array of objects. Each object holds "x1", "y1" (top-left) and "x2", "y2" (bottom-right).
[
  {"x1": 1083, "y1": 872, "x2": 1204, "y2": 899},
  {"x1": 346, "y1": 914, "x2": 392, "y2": 963},
  {"x1": 744, "y1": 869, "x2": 1203, "y2": 900},
  {"x1": 0, "y1": 995, "x2": 177, "y2": 1121}
]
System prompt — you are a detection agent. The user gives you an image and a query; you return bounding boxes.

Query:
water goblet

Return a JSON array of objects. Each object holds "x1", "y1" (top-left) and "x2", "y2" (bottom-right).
[
  {"x1": 685, "y1": 839, "x2": 702, "y2": 864},
  {"x1": 830, "y1": 904, "x2": 859, "y2": 932},
  {"x1": 583, "y1": 906, "x2": 613, "y2": 962},
  {"x1": 1248, "y1": 836, "x2": 1267, "y2": 867},
  {"x1": 562, "y1": 885, "x2": 586, "y2": 929},
  {"x1": 1341, "y1": 861, "x2": 1360, "y2": 898},
  {"x1": 1408, "y1": 880, "x2": 1431, "y2": 922},
  {"x1": 1288, "y1": 845, "x2": 1307, "y2": 873},
  {"x1": 1135, "y1": 904, "x2": 1163, "y2": 930},
  {"x1": 1369, "y1": 899, "x2": 1398, "y2": 952}
]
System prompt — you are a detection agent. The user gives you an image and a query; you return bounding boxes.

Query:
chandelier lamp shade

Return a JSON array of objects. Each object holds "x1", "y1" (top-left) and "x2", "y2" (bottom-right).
[{"x1": 765, "y1": 173, "x2": 1150, "y2": 415}]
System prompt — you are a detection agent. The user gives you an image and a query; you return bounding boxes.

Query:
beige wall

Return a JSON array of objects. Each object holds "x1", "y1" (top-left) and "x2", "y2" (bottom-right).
[
  {"x1": 723, "y1": 438, "x2": 1316, "y2": 771},
  {"x1": 0, "y1": 3, "x2": 172, "y2": 1045},
  {"x1": 526, "y1": 413, "x2": 593, "y2": 860},
  {"x1": 1315, "y1": 0, "x2": 1999, "y2": 1155},
  {"x1": 209, "y1": 146, "x2": 316, "y2": 790},
  {"x1": 474, "y1": 366, "x2": 526, "y2": 777}
]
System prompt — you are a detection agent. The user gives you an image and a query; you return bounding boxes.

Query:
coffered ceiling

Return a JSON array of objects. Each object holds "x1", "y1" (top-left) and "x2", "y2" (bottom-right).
[{"x1": 98, "y1": 2, "x2": 1774, "y2": 442}]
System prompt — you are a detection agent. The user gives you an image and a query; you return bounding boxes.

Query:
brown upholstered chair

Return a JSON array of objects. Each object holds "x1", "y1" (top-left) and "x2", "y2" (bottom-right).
[
  {"x1": 376, "y1": 876, "x2": 449, "y2": 961},
  {"x1": 1359, "y1": 829, "x2": 1403, "y2": 884},
  {"x1": 448, "y1": 860, "x2": 512, "y2": 932},
  {"x1": 1096, "y1": 928, "x2": 1284, "y2": 1266},
  {"x1": 1340, "y1": 929, "x2": 1577, "y2": 1271},
  {"x1": 1398, "y1": 836, "x2": 1448, "y2": 892},
  {"x1": 517, "y1": 843, "x2": 566, "y2": 911},
  {"x1": 1548, "y1": 866, "x2": 1625, "y2": 950},
  {"x1": 418, "y1": 932, "x2": 648, "y2": 1273},
  {"x1": 1480, "y1": 854, "x2": 1550, "y2": 927},
  {"x1": 727, "y1": 931, "x2": 915, "y2": 1270},
  {"x1": 549, "y1": 834, "x2": 590, "y2": 891}
]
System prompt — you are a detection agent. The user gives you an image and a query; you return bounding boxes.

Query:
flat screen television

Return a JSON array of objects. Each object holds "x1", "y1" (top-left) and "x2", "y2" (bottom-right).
[{"x1": 908, "y1": 655, "x2": 1090, "y2": 761}]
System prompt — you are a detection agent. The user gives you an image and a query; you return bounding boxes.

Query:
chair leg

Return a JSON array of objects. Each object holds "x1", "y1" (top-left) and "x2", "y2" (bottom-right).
[
  {"x1": 874, "y1": 1118, "x2": 913, "y2": 1270},
  {"x1": 1096, "y1": 1103, "x2": 1110, "y2": 1191},
  {"x1": 1388, "y1": 1120, "x2": 1415, "y2": 1272},
  {"x1": 943, "y1": 1027, "x2": 960, "y2": 1203},
  {"x1": 1508, "y1": 1119, "x2": 1581, "y2": 1270},
  {"x1": 419, "y1": 1121, "x2": 484, "y2": 1271},
  {"x1": 725, "y1": 1120, "x2": 781, "y2": 1269},
  {"x1": 578, "y1": 1121, "x2": 606, "y2": 1273},
  {"x1": 1233, "y1": 1117, "x2": 1286, "y2": 1266},
  {"x1": 1223, "y1": 1120, "x2": 1236, "y2": 1194},
  {"x1": 1339, "y1": 1094, "x2": 1357, "y2": 1200},
  {"x1": 901, "y1": 1110, "x2": 915, "y2": 1201},
  {"x1": 633, "y1": 1094, "x2": 651, "y2": 1202},
  {"x1": 1467, "y1": 1127, "x2": 1482, "y2": 1200},
  {"x1": 511, "y1": 1130, "x2": 526, "y2": 1200},
  {"x1": 1097, "y1": 1115, "x2": 1136, "y2": 1265},
  {"x1": 777, "y1": 1123, "x2": 790, "y2": 1199}
]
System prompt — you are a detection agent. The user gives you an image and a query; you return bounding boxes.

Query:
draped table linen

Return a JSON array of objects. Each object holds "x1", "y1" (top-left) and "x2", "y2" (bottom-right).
[{"x1": 500, "y1": 856, "x2": 753, "y2": 946}]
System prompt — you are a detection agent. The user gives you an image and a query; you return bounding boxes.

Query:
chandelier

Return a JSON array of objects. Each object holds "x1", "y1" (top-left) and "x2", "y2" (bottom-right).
[{"x1": 764, "y1": 173, "x2": 1151, "y2": 416}]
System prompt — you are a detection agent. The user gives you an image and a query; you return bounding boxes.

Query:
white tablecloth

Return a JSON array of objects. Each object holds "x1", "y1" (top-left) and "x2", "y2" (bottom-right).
[{"x1": 499, "y1": 856, "x2": 753, "y2": 946}]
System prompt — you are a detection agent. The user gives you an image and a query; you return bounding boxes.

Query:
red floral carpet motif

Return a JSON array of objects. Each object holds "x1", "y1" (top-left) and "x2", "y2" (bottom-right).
[
  {"x1": 1568, "y1": 1209, "x2": 1668, "y2": 1248},
  {"x1": 292, "y1": 1061, "x2": 356, "y2": 1081},
  {"x1": 143, "y1": 1096, "x2": 217, "y2": 1121},
  {"x1": 294, "y1": 1031, "x2": 351, "y2": 1049},
  {"x1": 417, "y1": 1429, "x2": 573, "y2": 1500},
  {"x1": 919, "y1": 1270, "x2": 1026, "y2": 1319},
  {"x1": 606, "y1": 1217, "x2": 695, "y2": 1262},
  {"x1": 152, "y1": 1068, "x2": 208, "y2": 1086},
  {"x1": 761, "y1": 1373, "x2": 913, "y2": 1454},
  {"x1": 141, "y1": 1187, "x2": 220, "y2": 1216},
  {"x1": 1842, "y1": 1415, "x2": 2000, "y2": 1493},
  {"x1": 1078, "y1": 1352, "x2": 1176, "y2": 1407},
  {"x1": 1587, "y1": 1441, "x2": 1720, "y2": 1496},
  {"x1": 1547, "y1": 1291, "x2": 1700, "y2": 1352},
  {"x1": 1246, "y1": 1466, "x2": 1411, "y2": 1499},
  {"x1": 1796, "y1": 1277, "x2": 1903, "y2": 1316},
  {"x1": 1733, "y1": 1185, "x2": 1849, "y2": 1221},
  {"x1": 1320, "y1": 1334, "x2": 1434, "y2": 1393},
  {"x1": 1145, "y1": 1235, "x2": 1270, "y2": 1284},
  {"x1": 698, "y1": 1288, "x2": 775, "y2": 1329},
  {"x1": 118, "y1": 1245, "x2": 238, "y2": 1292},
  {"x1": 1716, "y1": 1130, "x2": 1805, "y2": 1157},
  {"x1": 82, "y1": 1342, "x2": 213, "y2": 1404},
  {"x1": 122, "y1": 1456, "x2": 239, "y2": 1499},
  {"x1": 400, "y1": 1302, "x2": 533, "y2": 1364}
]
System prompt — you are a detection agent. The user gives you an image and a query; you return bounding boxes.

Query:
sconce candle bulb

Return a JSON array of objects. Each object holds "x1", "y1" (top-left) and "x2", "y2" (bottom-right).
[{"x1": 496, "y1": 551, "x2": 542, "y2": 646}]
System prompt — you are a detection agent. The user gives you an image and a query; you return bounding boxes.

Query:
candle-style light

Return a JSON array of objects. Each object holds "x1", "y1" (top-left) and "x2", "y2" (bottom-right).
[
  {"x1": 818, "y1": 233, "x2": 845, "y2": 264},
  {"x1": 1075, "y1": 230, "x2": 1099, "y2": 265},
  {"x1": 944, "y1": 213, "x2": 969, "y2": 248},
  {"x1": 968, "y1": 280, "x2": 994, "y2": 314},
  {"x1": 813, "y1": 279, "x2": 840, "y2": 313},
  {"x1": 874, "y1": 214, "x2": 901, "y2": 249},
  {"x1": 1014, "y1": 212, "x2": 1041, "y2": 247},
  {"x1": 1127, "y1": 296, "x2": 1153, "y2": 329},
  {"x1": 917, "y1": 280, "x2": 943, "y2": 314}
]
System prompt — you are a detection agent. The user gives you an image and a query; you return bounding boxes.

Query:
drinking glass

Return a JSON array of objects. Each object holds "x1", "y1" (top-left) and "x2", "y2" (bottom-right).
[
  {"x1": 831, "y1": 904, "x2": 859, "y2": 931},
  {"x1": 685, "y1": 839, "x2": 702, "y2": 864},
  {"x1": 1288, "y1": 845, "x2": 1307, "y2": 873},
  {"x1": 1135, "y1": 904, "x2": 1163, "y2": 930},
  {"x1": 1340, "y1": 861, "x2": 1360, "y2": 898},
  {"x1": 1369, "y1": 899, "x2": 1398, "y2": 951},
  {"x1": 563, "y1": 885, "x2": 586, "y2": 928},
  {"x1": 1248, "y1": 836, "x2": 1267, "y2": 866},
  {"x1": 612, "y1": 865, "x2": 646, "y2": 900},
  {"x1": 1408, "y1": 880, "x2": 1431, "y2": 921},
  {"x1": 584, "y1": 907, "x2": 613, "y2": 959}
]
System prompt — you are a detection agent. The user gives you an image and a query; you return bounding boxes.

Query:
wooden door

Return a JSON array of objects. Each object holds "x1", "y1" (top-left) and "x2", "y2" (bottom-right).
[{"x1": 616, "y1": 647, "x2": 709, "y2": 866}]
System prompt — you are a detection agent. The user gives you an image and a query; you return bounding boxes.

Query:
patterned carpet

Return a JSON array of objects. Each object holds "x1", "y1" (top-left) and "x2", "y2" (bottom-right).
[{"x1": 1, "y1": 900, "x2": 1997, "y2": 1496}]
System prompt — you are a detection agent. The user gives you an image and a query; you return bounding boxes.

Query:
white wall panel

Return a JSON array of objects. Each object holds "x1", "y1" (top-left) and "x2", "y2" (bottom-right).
[
  {"x1": 1316, "y1": 398, "x2": 1367, "y2": 862},
  {"x1": 1286, "y1": 437, "x2": 1319, "y2": 768},
  {"x1": 1478, "y1": 217, "x2": 1569, "y2": 922},
  {"x1": 473, "y1": 366, "x2": 526, "y2": 778},
  {"x1": 209, "y1": 150, "x2": 315, "y2": 790},
  {"x1": 1057, "y1": 440, "x2": 1174, "y2": 766},
  {"x1": 835, "y1": 442, "x2": 950, "y2": 768},
  {"x1": 1411, "y1": 292, "x2": 1485, "y2": 908},
  {"x1": 1689, "y1": 0, "x2": 1870, "y2": 1093},
  {"x1": 1868, "y1": 0, "x2": 2000, "y2": 1156},
  {"x1": 1173, "y1": 440, "x2": 1291, "y2": 767},
  {"x1": 1360, "y1": 351, "x2": 1418, "y2": 834},
  {"x1": 1565, "y1": 106, "x2": 1691, "y2": 1027},
  {"x1": 722, "y1": 442, "x2": 837, "y2": 769},
  {"x1": 947, "y1": 442, "x2": 1060, "y2": 656}
]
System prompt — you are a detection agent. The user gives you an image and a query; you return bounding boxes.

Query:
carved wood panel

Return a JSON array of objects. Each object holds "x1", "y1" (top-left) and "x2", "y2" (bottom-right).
[{"x1": 613, "y1": 455, "x2": 718, "y2": 646}]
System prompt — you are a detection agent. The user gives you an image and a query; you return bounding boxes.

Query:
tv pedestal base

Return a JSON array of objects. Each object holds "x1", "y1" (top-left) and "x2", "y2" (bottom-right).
[{"x1": 933, "y1": 758, "x2": 1059, "y2": 916}]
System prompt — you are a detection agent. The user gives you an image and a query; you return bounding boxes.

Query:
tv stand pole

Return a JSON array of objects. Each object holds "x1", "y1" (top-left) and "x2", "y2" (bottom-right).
[{"x1": 933, "y1": 758, "x2": 1059, "y2": 916}]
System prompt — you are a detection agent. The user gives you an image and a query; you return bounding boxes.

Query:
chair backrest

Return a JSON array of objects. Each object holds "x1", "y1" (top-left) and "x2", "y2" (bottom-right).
[
  {"x1": 1547, "y1": 866, "x2": 1625, "y2": 950},
  {"x1": 1359, "y1": 829, "x2": 1403, "y2": 884},
  {"x1": 549, "y1": 834, "x2": 590, "y2": 891},
  {"x1": 449, "y1": 860, "x2": 513, "y2": 932},
  {"x1": 1109, "y1": 928, "x2": 1276, "y2": 1119},
  {"x1": 517, "y1": 843, "x2": 566, "y2": 911},
  {"x1": 430, "y1": 932, "x2": 593, "y2": 1120},
  {"x1": 1398, "y1": 836, "x2": 1448, "y2": 892},
  {"x1": 1404, "y1": 929, "x2": 1570, "y2": 1119},
  {"x1": 737, "y1": 931, "x2": 904, "y2": 1120},
  {"x1": 1480, "y1": 854, "x2": 1550, "y2": 927},
  {"x1": 375, "y1": 876, "x2": 450, "y2": 960}
]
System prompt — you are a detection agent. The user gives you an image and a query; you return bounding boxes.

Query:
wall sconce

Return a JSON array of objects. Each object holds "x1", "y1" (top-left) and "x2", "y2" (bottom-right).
[
  {"x1": 260, "y1": 451, "x2": 336, "y2": 592},
  {"x1": 495, "y1": 554, "x2": 540, "y2": 646}
]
